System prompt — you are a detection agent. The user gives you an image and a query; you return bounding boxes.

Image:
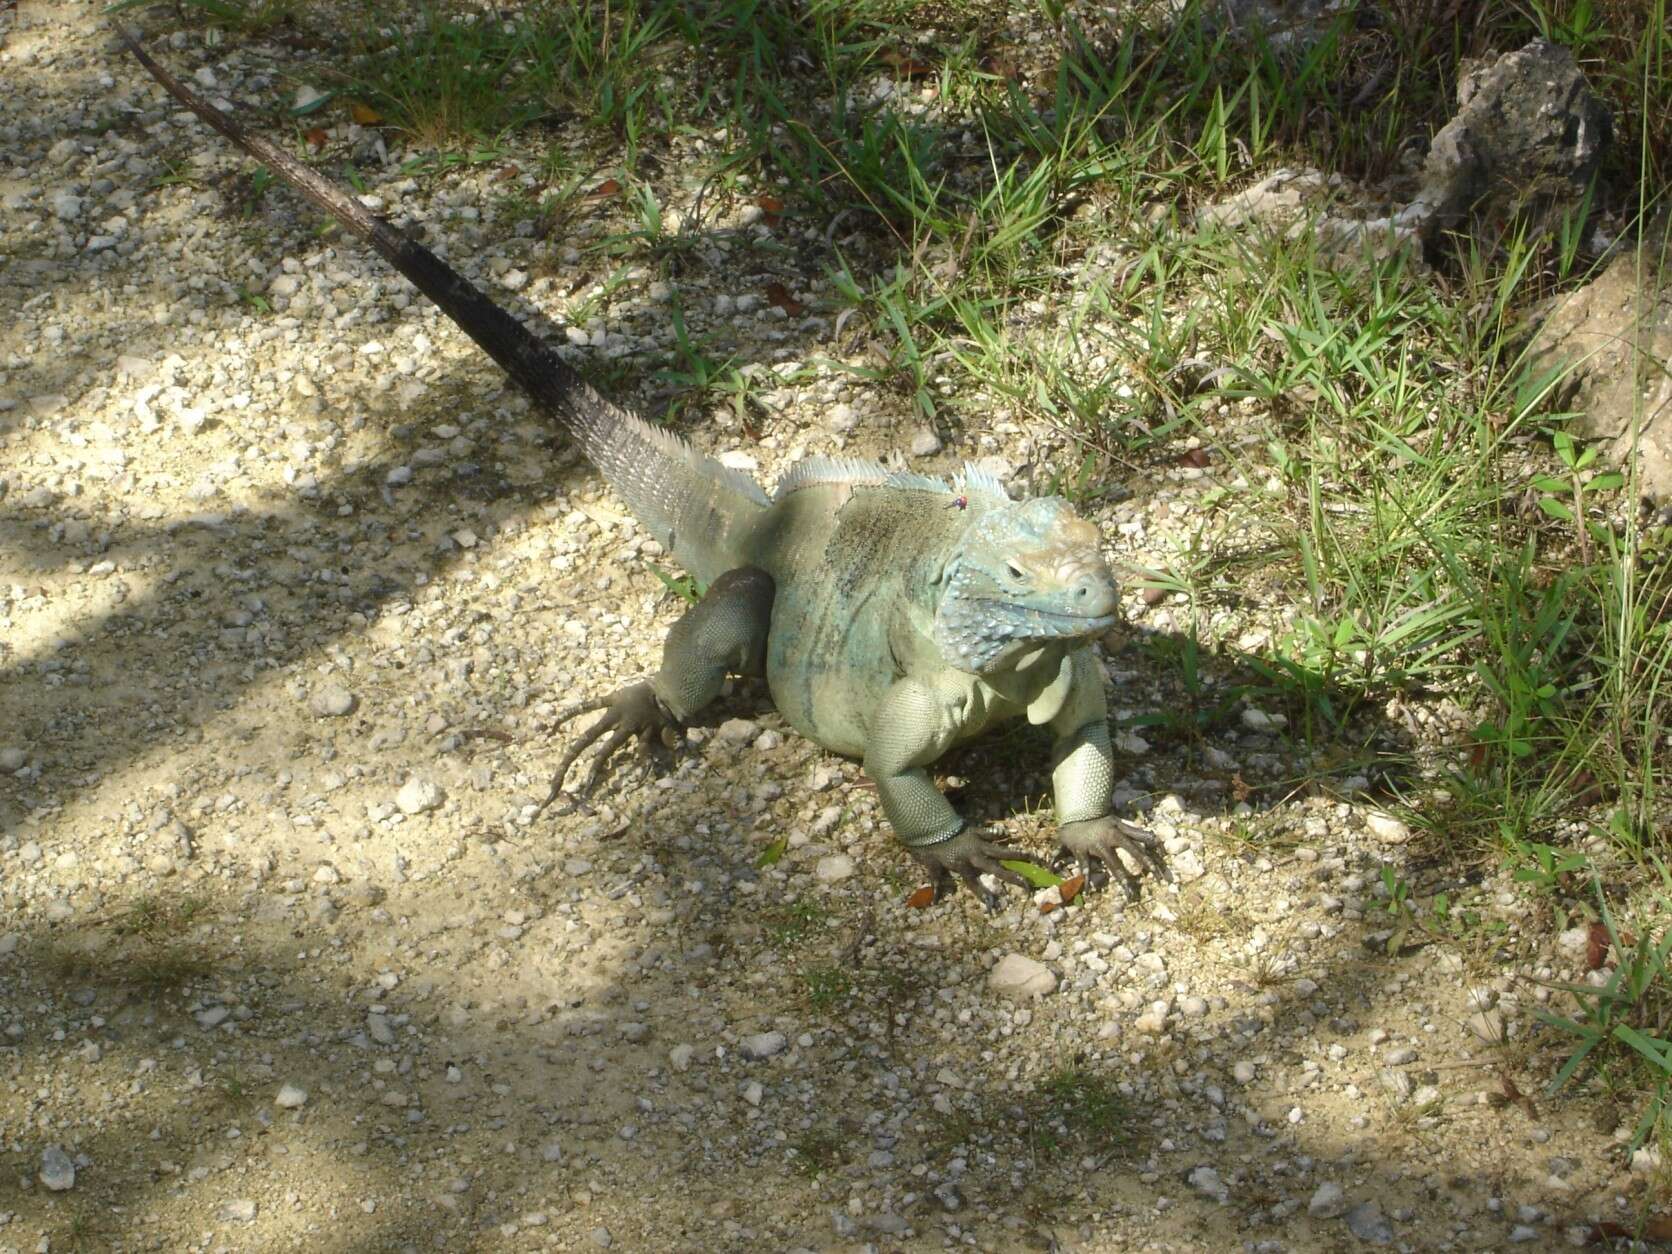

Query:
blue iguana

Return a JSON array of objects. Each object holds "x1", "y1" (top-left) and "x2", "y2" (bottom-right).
[{"x1": 125, "y1": 34, "x2": 1169, "y2": 903}]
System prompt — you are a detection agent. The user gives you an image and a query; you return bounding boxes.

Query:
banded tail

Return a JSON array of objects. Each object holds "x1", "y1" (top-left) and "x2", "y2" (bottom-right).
[{"x1": 119, "y1": 29, "x2": 767, "y2": 584}]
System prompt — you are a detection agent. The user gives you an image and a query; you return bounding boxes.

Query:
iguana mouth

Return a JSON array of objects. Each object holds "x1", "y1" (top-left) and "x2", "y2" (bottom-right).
[{"x1": 972, "y1": 602, "x2": 1119, "y2": 640}]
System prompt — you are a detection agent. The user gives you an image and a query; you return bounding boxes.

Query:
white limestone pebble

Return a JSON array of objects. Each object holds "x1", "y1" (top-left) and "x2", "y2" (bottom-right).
[
  {"x1": 309, "y1": 683, "x2": 356, "y2": 718},
  {"x1": 987, "y1": 954, "x2": 1056, "y2": 1000},
  {"x1": 396, "y1": 776, "x2": 444, "y2": 815},
  {"x1": 40, "y1": 1146, "x2": 75, "y2": 1191},
  {"x1": 275, "y1": 1083, "x2": 308, "y2": 1109},
  {"x1": 741, "y1": 1031, "x2": 787, "y2": 1060}
]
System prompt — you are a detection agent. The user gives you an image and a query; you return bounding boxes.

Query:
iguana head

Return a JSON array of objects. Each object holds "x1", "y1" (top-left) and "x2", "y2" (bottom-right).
[{"x1": 933, "y1": 497, "x2": 1120, "y2": 674}]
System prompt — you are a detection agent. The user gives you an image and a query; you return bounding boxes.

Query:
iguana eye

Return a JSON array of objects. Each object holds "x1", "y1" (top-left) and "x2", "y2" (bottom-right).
[{"x1": 1005, "y1": 562, "x2": 1026, "y2": 581}]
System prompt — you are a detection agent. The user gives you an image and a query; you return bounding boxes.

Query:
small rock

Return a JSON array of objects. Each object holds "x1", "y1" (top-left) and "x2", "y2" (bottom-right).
[
  {"x1": 741, "y1": 1031, "x2": 787, "y2": 1060},
  {"x1": 1364, "y1": 811, "x2": 1411, "y2": 843},
  {"x1": 814, "y1": 854, "x2": 855, "y2": 883},
  {"x1": 715, "y1": 718, "x2": 759, "y2": 744},
  {"x1": 1377, "y1": 1068, "x2": 1413, "y2": 1101},
  {"x1": 1134, "y1": 1001, "x2": 1170, "y2": 1035},
  {"x1": 1232, "y1": 1060, "x2": 1256, "y2": 1085},
  {"x1": 591, "y1": 1227, "x2": 613, "y2": 1249},
  {"x1": 541, "y1": 1139, "x2": 563, "y2": 1163},
  {"x1": 368, "y1": 1013, "x2": 396, "y2": 1045},
  {"x1": 1169, "y1": 847, "x2": 1205, "y2": 882},
  {"x1": 0, "y1": 747, "x2": 26, "y2": 772},
  {"x1": 987, "y1": 954, "x2": 1056, "y2": 1000},
  {"x1": 668, "y1": 1044, "x2": 694, "y2": 1072},
  {"x1": 219, "y1": 1199, "x2": 258, "y2": 1223},
  {"x1": 1468, "y1": 1009, "x2": 1505, "y2": 1042},
  {"x1": 909, "y1": 426, "x2": 942, "y2": 456},
  {"x1": 1187, "y1": 1165, "x2": 1228, "y2": 1202},
  {"x1": 309, "y1": 683, "x2": 356, "y2": 718},
  {"x1": 275, "y1": 1083, "x2": 308, "y2": 1109},
  {"x1": 1309, "y1": 1181, "x2": 1347, "y2": 1218},
  {"x1": 40, "y1": 1146, "x2": 75, "y2": 1191},
  {"x1": 1345, "y1": 1200, "x2": 1393, "y2": 1244},
  {"x1": 395, "y1": 776, "x2": 444, "y2": 815},
  {"x1": 195, "y1": 1005, "x2": 230, "y2": 1030}
]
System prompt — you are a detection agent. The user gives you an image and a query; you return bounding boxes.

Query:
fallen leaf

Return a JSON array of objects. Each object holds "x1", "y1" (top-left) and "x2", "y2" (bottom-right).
[
  {"x1": 756, "y1": 836, "x2": 787, "y2": 868},
  {"x1": 1587, "y1": 921, "x2": 1609, "y2": 970},
  {"x1": 303, "y1": 127, "x2": 328, "y2": 151},
  {"x1": 764, "y1": 282, "x2": 804, "y2": 317},
  {"x1": 1181, "y1": 447, "x2": 1211, "y2": 468},
  {"x1": 1231, "y1": 773, "x2": 1253, "y2": 803},
  {"x1": 1038, "y1": 899, "x2": 1058, "y2": 914},
  {"x1": 756, "y1": 194, "x2": 784, "y2": 227},
  {"x1": 586, "y1": 178, "x2": 622, "y2": 200},
  {"x1": 490, "y1": 164, "x2": 522, "y2": 183},
  {"x1": 1140, "y1": 585, "x2": 1167, "y2": 606},
  {"x1": 348, "y1": 100, "x2": 384, "y2": 126},
  {"x1": 1587, "y1": 1217, "x2": 1672, "y2": 1243},
  {"x1": 1058, "y1": 875, "x2": 1086, "y2": 905},
  {"x1": 906, "y1": 885, "x2": 935, "y2": 909},
  {"x1": 1001, "y1": 860, "x2": 1062, "y2": 890},
  {"x1": 882, "y1": 49, "x2": 937, "y2": 78}
]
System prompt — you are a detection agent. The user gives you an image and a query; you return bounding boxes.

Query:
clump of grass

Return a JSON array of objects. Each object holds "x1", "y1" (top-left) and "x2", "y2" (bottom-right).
[
  {"x1": 1029, "y1": 1068, "x2": 1137, "y2": 1161},
  {"x1": 1540, "y1": 891, "x2": 1672, "y2": 1150}
]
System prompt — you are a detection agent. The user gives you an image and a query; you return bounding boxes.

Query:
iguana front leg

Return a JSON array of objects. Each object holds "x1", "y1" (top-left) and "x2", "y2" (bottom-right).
[
  {"x1": 539, "y1": 566, "x2": 774, "y2": 808},
  {"x1": 863, "y1": 675, "x2": 1047, "y2": 904},
  {"x1": 1046, "y1": 649, "x2": 1170, "y2": 899}
]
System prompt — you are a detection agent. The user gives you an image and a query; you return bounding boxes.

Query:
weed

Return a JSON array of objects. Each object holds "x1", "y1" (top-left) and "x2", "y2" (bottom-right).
[
  {"x1": 802, "y1": 964, "x2": 853, "y2": 1013},
  {"x1": 762, "y1": 899, "x2": 827, "y2": 949},
  {"x1": 788, "y1": 1126, "x2": 845, "y2": 1178},
  {"x1": 1540, "y1": 888, "x2": 1672, "y2": 1149},
  {"x1": 1029, "y1": 1068, "x2": 1136, "y2": 1161}
]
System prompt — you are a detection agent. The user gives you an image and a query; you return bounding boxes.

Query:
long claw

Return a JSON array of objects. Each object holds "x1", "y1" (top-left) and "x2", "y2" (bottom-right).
[
  {"x1": 909, "y1": 829, "x2": 1045, "y2": 906},
  {"x1": 582, "y1": 725, "x2": 636, "y2": 794},
  {"x1": 536, "y1": 682, "x2": 674, "y2": 817},
  {"x1": 1057, "y1": 815, "x2": 1170, "y2": 900}
]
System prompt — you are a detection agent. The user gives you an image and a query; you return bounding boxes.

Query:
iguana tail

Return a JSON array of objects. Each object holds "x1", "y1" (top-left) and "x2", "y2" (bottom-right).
[{"x1": 119, "y1": 30, "x2": 767, "y2": 585}]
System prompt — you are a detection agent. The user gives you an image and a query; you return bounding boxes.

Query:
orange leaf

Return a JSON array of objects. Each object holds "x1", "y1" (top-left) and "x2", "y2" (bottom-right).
[
  {"x1": 764, "y1": 282, "x2": 804, "y2": 317},
  {"x1": 1587, "y1": 921, "x2": 1609, "y2": 970},
  {"x1": 906, "y1": 886, "x2": 935, "y2": 909},
  {"x1": 1181, "y1": 447, "x2": 1211, "y2": 468},
  {"x1": 348, "y1": 100, "x2": 384, "y2": 126},
  {"x1": 883, "y1": 49, "x2": 937, "y2": 78},
  {"x1": 1058, "y1": 875, "x2": 1086, "y2": 905},
  {"x1": 586, "y1": 178, "x2": 622, "y2": 200},
  {"x1": 1038, "y1": 899, "x2": 1058, "y2": 914},
  {"x1": 304, "y1": 127, "x2": 329, "y2": 151}
]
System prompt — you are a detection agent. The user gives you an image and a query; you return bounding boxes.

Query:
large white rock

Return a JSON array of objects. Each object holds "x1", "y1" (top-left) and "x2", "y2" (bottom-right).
[{"x1": 987, "y1": 954, "x2": 1056, "y2": 1000}]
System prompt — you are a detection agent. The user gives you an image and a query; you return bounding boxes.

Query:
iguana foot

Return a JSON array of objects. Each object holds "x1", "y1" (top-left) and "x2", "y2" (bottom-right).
[
  {"x1": 1057, "y1": 816, "x2": 1171, "y2": 900},
  {"x1": 536, "y1": 682, "x2": 675, "y2": 814},
  {"x1": 909, "y1": 829, "x2": 1049, "y2": 909}
]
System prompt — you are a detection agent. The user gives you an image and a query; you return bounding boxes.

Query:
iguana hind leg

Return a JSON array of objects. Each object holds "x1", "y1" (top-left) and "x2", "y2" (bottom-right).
[{"x1": 539, "y1": 566, "x2": 774, "y2": 810}]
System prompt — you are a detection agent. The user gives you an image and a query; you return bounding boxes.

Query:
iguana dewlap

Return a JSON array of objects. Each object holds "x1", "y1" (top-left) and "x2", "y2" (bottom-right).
[{"x1": 123, "y1": 33, "x2": 1169, "y2": 903}]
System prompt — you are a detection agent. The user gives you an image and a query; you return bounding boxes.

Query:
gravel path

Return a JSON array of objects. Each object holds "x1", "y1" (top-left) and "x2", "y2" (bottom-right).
[{"x1": 1, "y1": 4, "x2": 1663, "y2": 1251}]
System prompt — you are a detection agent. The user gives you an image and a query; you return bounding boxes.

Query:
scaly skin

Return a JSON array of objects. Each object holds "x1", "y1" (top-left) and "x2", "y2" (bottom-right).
[{"x1": 120, "y1": 37, "x2": 1168, "y2": 904}]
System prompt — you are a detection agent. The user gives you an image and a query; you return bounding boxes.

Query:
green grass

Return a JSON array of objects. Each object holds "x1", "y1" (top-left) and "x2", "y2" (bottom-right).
[
  {"x1": 134, "y1": 0, "x2": 1672, "y2": 1157},
  {"x1": 1029, "y1": 1068, "x2": 1137, "y2": 1161}
]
